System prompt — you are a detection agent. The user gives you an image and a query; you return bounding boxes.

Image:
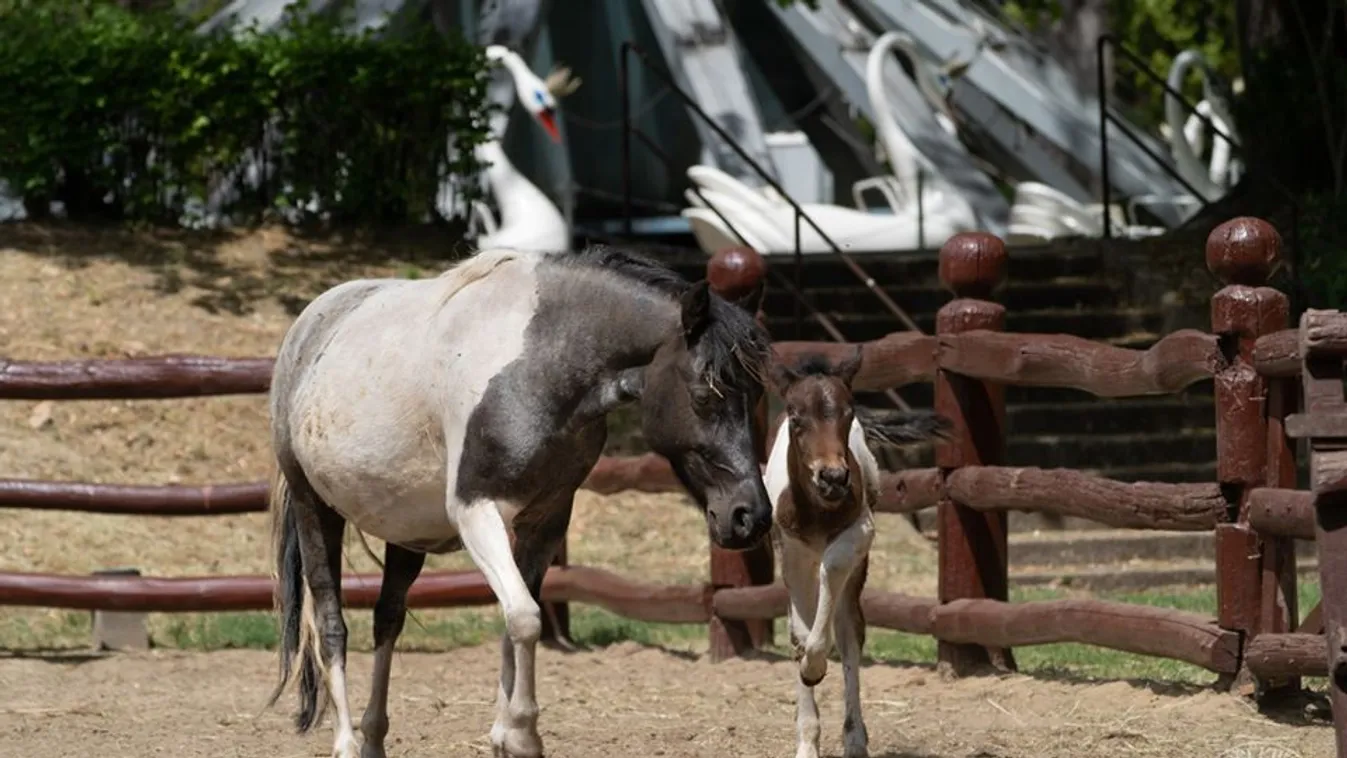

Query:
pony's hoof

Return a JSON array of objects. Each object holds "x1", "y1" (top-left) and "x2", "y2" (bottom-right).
[
  {"x1": 493, "y1": 728, "x2": 543, "y2": 758},
  {"x1": 843, "y1": 720, "x2": 868, "y2": 758},
  {"x1": 794, "y1": 744, "x2": 821, "y2": 758},
  {"x1": 799, "y1": 654, "x2": 827, "y2": 687},
  {"x1": 359, "y1": 743, "x2": 386, "y2": 758}
]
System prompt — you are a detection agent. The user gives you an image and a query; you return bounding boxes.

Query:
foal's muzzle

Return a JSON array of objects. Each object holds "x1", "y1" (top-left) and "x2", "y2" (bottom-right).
[{"x1": 814, "y1": 465, "x2": 851, "y2": 502}]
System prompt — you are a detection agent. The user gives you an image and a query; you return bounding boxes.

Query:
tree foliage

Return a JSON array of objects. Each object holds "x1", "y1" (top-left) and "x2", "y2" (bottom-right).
[
  {"x1": 0, "y1": 0, "x2": 494, "y2": 226},
  {"x1": 1003, "y1": 0, "x2": 1239, "y2": 127}
]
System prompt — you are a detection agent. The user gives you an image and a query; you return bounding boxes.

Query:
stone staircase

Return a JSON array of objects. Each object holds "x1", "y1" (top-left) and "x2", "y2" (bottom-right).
[{"x1": 652, "y1": 241, "x2": 1219, "y2": 498}]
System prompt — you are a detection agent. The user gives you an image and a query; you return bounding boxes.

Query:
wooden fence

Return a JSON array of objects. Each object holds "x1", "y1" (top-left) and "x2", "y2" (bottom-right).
[{"x1": 0, "y1": 217, "x2": 1343, "y2": 753}]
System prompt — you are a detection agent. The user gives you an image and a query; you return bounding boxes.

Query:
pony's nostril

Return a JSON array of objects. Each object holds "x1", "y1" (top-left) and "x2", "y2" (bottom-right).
[{"x1": 731, "y1": 505, "x2": 754, "y2": 536}]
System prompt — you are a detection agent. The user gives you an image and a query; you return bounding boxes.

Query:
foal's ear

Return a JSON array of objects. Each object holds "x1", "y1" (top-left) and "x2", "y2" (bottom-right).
[
  {"x1": 727, "y1": 280, "x2": 765, "y2": 315},
  {"x1": 767, "y1": 359, "x2": 799, "y2": 395},
  {"x1": 835, "y1": 344, "x2": 863, "y2": 388},
  {"x1": 680, "y1": 280, "x2": 712, "y2": 341}
]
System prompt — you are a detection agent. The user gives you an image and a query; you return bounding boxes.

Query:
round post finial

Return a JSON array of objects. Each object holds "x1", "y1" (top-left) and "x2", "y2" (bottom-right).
[
  {"x1": 707, "y1": 246, "x2": 766, "y2": 300},
  {"x1": 939, "y1": 232, "x2": 1007, "y2": 299},
  {"x1": 1206, "y1": 217, "x2": 1282, "y2": 286}
]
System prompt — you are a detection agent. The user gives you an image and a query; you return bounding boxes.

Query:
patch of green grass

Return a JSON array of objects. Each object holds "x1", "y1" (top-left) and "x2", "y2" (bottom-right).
[{"x1": 0, "y1": 581, "x2": 1326, "y2": 689}]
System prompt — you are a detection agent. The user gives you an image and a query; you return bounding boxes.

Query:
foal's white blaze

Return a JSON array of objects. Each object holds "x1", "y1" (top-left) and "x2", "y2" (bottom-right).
[
  {"x1": 287, "y1": 249, "x2": 539, "y2": 544},
  {"x1": 766, "y1": 414, "x2": 877, "y2": 758}
]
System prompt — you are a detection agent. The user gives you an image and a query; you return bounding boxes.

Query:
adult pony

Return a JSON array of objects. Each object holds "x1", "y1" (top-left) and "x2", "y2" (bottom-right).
[{"x1": 266, "y1": 245, "x2": 774, "y2": 758}]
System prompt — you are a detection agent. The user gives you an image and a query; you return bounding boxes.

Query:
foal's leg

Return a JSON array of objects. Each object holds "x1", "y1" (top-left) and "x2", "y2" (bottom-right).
[
  {"x1": 799, "y1": 517, "x2": 874, "y2": 687},
  {"x1": 833, "y1": 556, "x2": 870, "y2": 758},
  {"x1": 780, "y1": 538, "x2": 822, "y2": 758},
  {"x1": 358, "y1": 543, "x2": 426, "y2": 758},
  {"x1": 294, "y1": 497, "x2": 358, "y2": 758},
  {"x1": 454, "y1": 500, "x2": 544, "y2": 758}
]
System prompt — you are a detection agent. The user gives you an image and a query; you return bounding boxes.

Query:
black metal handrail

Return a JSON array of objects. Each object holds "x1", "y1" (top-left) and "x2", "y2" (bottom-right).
[
  {"x1": 1096, "y1": 34, "x2": 1302, "y2": 316},
  {"x1": 618, "y1": 40, "x2": 922, "y2": 410}
]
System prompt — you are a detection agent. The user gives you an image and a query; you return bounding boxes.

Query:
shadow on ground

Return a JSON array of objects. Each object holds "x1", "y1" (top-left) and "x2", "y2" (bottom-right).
[{"x1": 0, "y1": 221, "x2": 475, "y2": 318}]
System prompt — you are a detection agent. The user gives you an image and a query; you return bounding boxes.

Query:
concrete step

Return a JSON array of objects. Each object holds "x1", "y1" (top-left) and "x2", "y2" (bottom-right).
[
  {"x1": 1085, "y1": 460, "x2": 1217, "y2": 483},
  {"x1": 667, "y1": 248, "x2": 1109, "y2": 289},
  {"x1": 1006, "y1": 529, "x2": 1317, "y2": 567},
  {"x1": 860, "y1": 377, "x2": 1214, "y2": 412},
  {"x1": 1007, "y1": 429, "x2": 1215, "y2": 470},
  {"x1": 761, "y1": 277, "x2": 1122, "y2": 319},
  {"x1": 1005, "y1": 397, "x2": 1213, "y2": 436},
  {"x1": 767, "y1": 307, "x2": 1171, "y2": 344},
  {"x1": 1009, "y1": 560, "x2": 1321, "y2": 592}
]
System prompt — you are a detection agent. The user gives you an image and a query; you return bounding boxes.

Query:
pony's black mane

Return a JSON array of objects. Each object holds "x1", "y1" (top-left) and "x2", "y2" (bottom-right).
[{"x1": 549, "y1": 245, "x2": 772, "y2": 390}]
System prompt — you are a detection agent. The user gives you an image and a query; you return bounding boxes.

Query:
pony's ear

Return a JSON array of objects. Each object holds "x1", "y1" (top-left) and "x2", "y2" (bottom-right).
[
  {"x1": 835, "y1": 344, "x2": 863, "y2": 388},
  {"x1": 681, "y1": 280, "x2": 712, "y2": 342},
  {"x1": 727, "y1": 280, "x2": 765, "y2": 315}
]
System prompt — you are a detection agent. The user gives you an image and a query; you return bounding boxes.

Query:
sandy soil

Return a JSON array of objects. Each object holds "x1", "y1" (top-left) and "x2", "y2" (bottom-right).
[
  {"x1": 0, "y1": 645, "x2": 1330, "y2": 758},
  {"x1": 0, "y1": 224, "x2": 1333, "y2": 758}
]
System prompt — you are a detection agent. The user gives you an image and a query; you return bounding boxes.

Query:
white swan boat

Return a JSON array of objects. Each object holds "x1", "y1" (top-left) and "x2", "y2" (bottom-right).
[
  {"x1": 680, "y1": 31, "x2": 982, "y2": 256},
  {"x1": 447, "y1": 44, "x2": 575, "y2": 253}
]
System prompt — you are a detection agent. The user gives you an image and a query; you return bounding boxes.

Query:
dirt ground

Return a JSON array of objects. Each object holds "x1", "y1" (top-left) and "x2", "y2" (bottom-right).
[
  {"x1": 0, "y1": 224, "x2": 1334, "y2": 758},
  {"x1": 0, "y1": 645, "x2": 1333, "y2": 758}
]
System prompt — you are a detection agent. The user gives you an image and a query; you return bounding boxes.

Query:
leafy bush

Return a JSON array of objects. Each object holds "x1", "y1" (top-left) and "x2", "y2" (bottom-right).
[{"x1": 0, "y1": 0, "x2": 493, "y2": 226}]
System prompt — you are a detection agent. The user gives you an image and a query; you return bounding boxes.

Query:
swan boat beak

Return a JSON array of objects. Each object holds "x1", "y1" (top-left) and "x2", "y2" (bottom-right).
[{"x1": 536, "y1": 106, "x2": 561, "y2": 144}]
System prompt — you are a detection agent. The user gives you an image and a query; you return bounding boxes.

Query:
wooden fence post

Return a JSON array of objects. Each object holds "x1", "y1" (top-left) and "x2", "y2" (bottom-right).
[
  {"x1": 1295, "y1": 308, "x2": 1347, "y2": 756},
  {"x1": 1206, "y1": 217, "x2": 1296, "y2": 695},
  {"x1": 706, "y1": 247, "x2": 774, "y2": 661},
  {"x1": 935, "y1": 232, "x2": 1014, "y2": 675}
]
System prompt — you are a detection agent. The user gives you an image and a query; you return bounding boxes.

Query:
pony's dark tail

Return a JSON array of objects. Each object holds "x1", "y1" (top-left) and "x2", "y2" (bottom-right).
[
  {"x1": 855, "y1": 406, "x2": 953, "y2": 449},
  {"x1": 264, "y1": 468, "x2": 328, "y2": 733}
]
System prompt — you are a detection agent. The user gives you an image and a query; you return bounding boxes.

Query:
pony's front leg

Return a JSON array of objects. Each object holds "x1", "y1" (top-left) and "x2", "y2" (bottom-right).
[
  {"x1": 800, "y1": 517, "x2": 874, "y2": 687},
  {"x1": 454, "y1": 500, "x2": 544, "y2": 758}
]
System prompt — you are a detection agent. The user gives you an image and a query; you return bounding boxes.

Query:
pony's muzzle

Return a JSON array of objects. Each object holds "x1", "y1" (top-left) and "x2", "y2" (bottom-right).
[{"x1": 710, "y1": 480, "x2": 773, "y2": 550}]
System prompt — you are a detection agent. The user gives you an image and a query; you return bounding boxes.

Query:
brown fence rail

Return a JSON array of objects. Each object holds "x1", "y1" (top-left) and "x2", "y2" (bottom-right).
[{"x1": 2, "y1": 219, "x2": 1344, "y2": 754}]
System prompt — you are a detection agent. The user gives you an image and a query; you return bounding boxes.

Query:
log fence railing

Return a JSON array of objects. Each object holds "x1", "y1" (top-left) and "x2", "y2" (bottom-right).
[{"x1": 1, "y1": 218, "x2": 1343, "y2": 753}]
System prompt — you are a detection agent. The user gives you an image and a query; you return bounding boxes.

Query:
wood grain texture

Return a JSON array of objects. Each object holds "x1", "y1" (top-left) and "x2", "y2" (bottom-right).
[
  {"x1": 938, "y1": 329, "x2": 1223, "y2": 397},
  {"x1": 946, "y1": 467, "x2": 1225, "y2": 531}
]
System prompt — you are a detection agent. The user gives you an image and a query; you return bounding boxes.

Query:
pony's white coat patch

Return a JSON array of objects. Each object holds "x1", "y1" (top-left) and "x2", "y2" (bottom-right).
[{"x1": 284, "y1": 249, "x2": 539, "y2": 546}]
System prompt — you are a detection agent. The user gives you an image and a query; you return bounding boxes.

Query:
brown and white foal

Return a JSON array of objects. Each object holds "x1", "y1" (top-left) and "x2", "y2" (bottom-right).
[{"x1": 764, "y1": 348, "x2": 950, "y2": 758}]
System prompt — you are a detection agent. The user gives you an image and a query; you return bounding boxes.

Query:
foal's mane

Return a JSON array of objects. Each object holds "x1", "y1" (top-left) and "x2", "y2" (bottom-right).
[{"x1": 550, "y1": 245, "x2": 772, "y2": 391}]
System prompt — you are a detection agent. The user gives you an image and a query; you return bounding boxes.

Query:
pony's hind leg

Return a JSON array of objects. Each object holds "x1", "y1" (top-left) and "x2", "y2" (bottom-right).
[
  {"x1": 453, "y1": 499, "x2": 543, "y2": 758},
  {"x1": 359, "y1": 543, "x2": 426, "y2": 758},
  {"x1": 833, "y1": 556, "x2": 869, "y2": 758},
  {"x1": 294, "y1": 494, "x2": 359, "y2": 758}
]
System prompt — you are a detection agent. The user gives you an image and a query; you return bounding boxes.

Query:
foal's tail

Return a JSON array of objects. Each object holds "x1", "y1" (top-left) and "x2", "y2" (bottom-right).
[
  {"x1": 855, "y1": 406, "x2": 953, "y2": 449},
  {"x1": 265, "y1": 467, "x2": 329, "y2": 733}
]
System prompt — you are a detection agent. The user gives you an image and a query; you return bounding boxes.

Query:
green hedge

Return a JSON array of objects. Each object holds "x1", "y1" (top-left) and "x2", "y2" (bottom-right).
[{"x1": 0, "y1": 0, "x2": 494, "y2": 226}]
